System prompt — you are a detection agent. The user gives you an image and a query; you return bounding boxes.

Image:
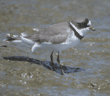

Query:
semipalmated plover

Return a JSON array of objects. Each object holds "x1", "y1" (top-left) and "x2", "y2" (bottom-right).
[{"x1": 5, "y1": 17, "x2": 96, "y2": 75}]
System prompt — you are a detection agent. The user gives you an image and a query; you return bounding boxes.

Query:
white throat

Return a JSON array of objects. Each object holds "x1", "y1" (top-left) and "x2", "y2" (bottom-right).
[{"x1": 87, "y1": 20, "x2": 91, "y2": 26}]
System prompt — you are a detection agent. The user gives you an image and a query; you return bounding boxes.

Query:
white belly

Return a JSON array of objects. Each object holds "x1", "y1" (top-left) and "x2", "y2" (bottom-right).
[{"x1": 32, "y1": 38, "x2": 80, "y2": 52}]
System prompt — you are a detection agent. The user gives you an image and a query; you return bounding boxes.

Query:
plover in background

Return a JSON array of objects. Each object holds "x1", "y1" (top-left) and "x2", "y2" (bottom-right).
[{"x1": 4, "y1": 17, "x2": 96, "y2": 75}]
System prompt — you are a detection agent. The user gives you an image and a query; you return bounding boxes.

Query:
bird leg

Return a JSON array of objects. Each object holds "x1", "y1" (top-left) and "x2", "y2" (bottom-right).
[
  {"x1": 57, "y1": 51, "x2": 64, "y2": 75},
  {"x1": 50, "y1": 51, "x2": 54, "y2": 63},
  {"x1": 50, "y1": 51, "x2": 56, "y2": 71}
]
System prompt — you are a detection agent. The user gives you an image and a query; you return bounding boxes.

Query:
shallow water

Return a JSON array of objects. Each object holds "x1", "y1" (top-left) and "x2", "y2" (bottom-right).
[{"x1": 0, "y1": 0, "x2": 110, "y2": 96}]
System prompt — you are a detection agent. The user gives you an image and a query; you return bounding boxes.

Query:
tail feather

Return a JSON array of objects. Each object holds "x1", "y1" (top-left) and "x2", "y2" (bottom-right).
[
  {"x1": 5, "y1": 36, "x2": 22, "y2": 42},
  {"x1": 4, "y1": 33, "x2": 22, "y2": 42},
  {"x1": 4, "y1": 33, "x2": 35, "y2": 44},
  {"x1": 8, "y1": 37, "x2": 17, "y2": 41}
]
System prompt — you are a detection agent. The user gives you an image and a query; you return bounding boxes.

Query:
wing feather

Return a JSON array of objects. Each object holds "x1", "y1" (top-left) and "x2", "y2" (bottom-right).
[{"x1": 27, "y1": 22, "x2": 70, "y2": 44}]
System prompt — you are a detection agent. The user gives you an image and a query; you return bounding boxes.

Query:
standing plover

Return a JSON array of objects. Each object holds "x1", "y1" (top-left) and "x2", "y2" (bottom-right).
[{"x1": 5, "y1": 17, "x2": 96, "y2": 75}]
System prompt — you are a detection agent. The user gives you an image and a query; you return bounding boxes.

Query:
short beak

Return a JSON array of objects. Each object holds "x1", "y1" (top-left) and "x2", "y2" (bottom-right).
[{"x1": 89, "y1": 25, "x2": 96, "y2": 31}]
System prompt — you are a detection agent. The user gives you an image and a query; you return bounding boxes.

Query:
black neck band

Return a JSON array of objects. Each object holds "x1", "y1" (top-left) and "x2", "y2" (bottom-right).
[{"x1": 69, "y1": 22, "x2": 84, "y2": 40}]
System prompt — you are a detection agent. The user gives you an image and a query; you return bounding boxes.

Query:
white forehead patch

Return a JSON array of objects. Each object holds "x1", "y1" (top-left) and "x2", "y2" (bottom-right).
[{"x1": 87, "y1": 20, "x2": 91, "y2": 26}]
